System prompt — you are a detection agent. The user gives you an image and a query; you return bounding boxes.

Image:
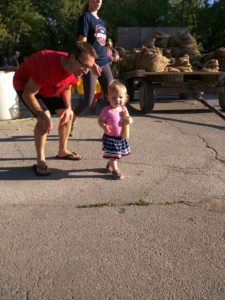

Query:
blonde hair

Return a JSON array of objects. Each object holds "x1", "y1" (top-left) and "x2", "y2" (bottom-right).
[{"x1": 108, "y1": 80, "x2": 128, "y2": 103}]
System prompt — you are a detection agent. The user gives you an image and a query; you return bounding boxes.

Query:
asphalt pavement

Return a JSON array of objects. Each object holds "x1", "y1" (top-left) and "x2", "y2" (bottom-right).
[{"x1": 0, "y1": 95, "x2": 225, "y2": 299}]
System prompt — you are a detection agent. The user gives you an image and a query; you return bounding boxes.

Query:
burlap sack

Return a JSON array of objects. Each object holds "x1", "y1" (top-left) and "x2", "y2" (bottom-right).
[
  {"x1": 183, "y1": 43, "x2": 200, "y2": 54},
  {"x1": 165, "y1": 66, "x2": 180, "y2": 72},
  {"x1": 214, "y1": 48, "x2": 225, "y2": 71},
  {"x1": 204, "y1": 59, "x2": 219, "y2": 68},
  {"x1": 201, "y1": 52, "x2": 215, "y2": 63},
  {"x1": 176, "y1": 66, "x2": 193, "y2": 72},
  {"x1": 154, "y1": 31, "x2": 170, "y2": 48},
  {"x1": 138, "y1": 51, "x2": 170, "y2": 72},
  {"x1": 116, "y1": 47, "x2": 127, "y2": 58},
  {"x1": 176, "y1": 31, "x2": 196, "y2": 47},
  {"x1": 214, "y1": 47, "x2": 225, "y2": 58},
  {"x1": 143, "y1": 37, "x2": 156, "y2": 48},
  {"x1": 219, "y1": 63, "x2": 225, "y2": 71},
  {"x1": 170, "y1": 54, "x2": 193, "y2": 72},
  {"x1": 202, "y1": 67, "x2": 219, "y2": 72},
  {"x1": 174, "y1": 54, "x2": 191, "y2": 67},
  {"x1": 171, "y1": 47, "x2": 183, "y2": 58},
  {"x1": 162, "y1": 48, "x2": 173, "y2": 59},
  {"x1": 190, "y1": 54, "x2": 202, "y2": 67},
  {"x1": 168, "y1": 35, "x2": 180, "y2": 48},
  {"x1": 119, "y1": 54, "x2": 137, "y2": 72}
]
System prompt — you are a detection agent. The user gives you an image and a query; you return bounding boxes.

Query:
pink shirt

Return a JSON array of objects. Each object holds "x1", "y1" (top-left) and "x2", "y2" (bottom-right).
[{"x1": 100, "y1": 105, "x2": 123, "y2": 136}]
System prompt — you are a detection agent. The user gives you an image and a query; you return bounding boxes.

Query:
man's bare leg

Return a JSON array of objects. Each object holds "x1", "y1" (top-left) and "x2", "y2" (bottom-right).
[
  {"x1": 34, "y1": 110, "x2": 51, "y2": 175},
  {"x1": 69, "y1": 112, "x2": 77, "y2": 137},
  {"x1": 56, "y1": 110, "x2": 80, "y2": 159}
]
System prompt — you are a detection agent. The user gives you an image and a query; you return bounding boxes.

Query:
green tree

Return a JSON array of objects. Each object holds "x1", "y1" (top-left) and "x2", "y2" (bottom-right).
[
  {"x1": 0, "y1": 0, "x2": 83, "y2": 62},
  {"x1": 33, "y1": 0, "x2": 83, "y2": 52},
  {"x1": 196, "y1": 0, "x2": 225, "y2": 51},
  {"x1": 101, "y1": 0, "x2": 171, "y2": 41},
  {"x1": 0, "y1": 0, "x2": 46, "y2": 58},
  {"x1": 0, "y1": 0, "x2": 224, "y2": 62}
]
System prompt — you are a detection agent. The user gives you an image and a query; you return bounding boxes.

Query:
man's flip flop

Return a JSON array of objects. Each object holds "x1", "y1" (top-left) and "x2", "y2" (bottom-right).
[
  {"x1": 56, "y1": 152, "x2": 82, "y2": 161},
  {"x1": 33, "y1": 164, "x2": 51, "y2": 176}
]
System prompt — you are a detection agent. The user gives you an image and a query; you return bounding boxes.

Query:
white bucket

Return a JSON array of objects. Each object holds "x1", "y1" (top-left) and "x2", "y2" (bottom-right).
[{"x1": 0, "y1": 71, "x2": 20, "y2": 120}]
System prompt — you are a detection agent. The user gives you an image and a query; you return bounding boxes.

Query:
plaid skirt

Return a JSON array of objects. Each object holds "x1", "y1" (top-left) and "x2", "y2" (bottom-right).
[{"x1": 102, "y1": 134, "x2": 131, "y2": 159}]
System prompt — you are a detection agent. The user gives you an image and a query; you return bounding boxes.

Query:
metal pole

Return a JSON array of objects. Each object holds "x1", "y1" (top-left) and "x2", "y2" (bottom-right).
[{"x1": 195, "y1": 95, "x2": 225, "y2": 121}]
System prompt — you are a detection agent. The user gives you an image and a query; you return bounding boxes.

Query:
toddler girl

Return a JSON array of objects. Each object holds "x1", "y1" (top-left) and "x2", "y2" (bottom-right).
[{"x1": 98, "y1": 80, "x2": 133, "y2": 179}]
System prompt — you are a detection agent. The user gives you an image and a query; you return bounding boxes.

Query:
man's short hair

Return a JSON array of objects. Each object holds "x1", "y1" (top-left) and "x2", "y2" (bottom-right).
[{"x1": 72, "y1": 41, "x2": 98, "y2": 60}]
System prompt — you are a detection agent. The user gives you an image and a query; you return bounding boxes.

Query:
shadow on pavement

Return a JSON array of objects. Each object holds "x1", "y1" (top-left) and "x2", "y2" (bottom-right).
[
  {"x1": 127, "y1": 104, "x2": 225, "y2": 131},
  {"x1": 0, "y1": 166, "x2": 112, "y2": 180},
  {"x1": 0, "y1": 135, "x2": 102, "y2": 143}
]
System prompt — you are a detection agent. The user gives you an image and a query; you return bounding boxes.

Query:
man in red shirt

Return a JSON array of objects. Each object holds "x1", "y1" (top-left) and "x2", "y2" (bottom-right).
[{"x1": 13, "y1": 41, "x2": 97, "y2": 176}]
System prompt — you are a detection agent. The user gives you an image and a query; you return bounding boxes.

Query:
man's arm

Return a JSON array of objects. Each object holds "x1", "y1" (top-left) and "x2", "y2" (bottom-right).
[
  {"x1": 61, "y1": 84, "x2": 72, "y2": 109},
  {"x1": 60, "y1": 85, "x2": 73, "y2": 125},
  {"x1": 22, "y1": 79, "x2": 52, "y2": 133},
  {"x1": 22, "y1": 79, "x2": 42, "y2": 114}
]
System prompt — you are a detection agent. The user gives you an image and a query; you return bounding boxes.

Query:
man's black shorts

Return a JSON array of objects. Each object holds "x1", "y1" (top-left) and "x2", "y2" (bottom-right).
[{"x1": 17, "y1": 91, "x2": 66, "y2": 116}]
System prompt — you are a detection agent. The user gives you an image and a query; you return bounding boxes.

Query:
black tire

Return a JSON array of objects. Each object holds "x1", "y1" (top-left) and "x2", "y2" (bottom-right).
[
  {"x1": 218, "y1": 93, "x2": 225, "y2": 111},
  {"x1": 126, "y1": 79, "x2": 135, "y2": 102},
  {"x1": 139, "y1": 81, "x2": 155, "y2": 113}
]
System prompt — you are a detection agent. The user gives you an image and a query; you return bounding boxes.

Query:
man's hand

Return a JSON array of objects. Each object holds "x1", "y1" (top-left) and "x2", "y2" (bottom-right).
[
  {"x1": 37, "y1": 111, "x2": 53, "y2": 134},
  {"x1": 92, "y1": 63, "x2": 102, "y2": 76},
  {"x1": 59, "y1": 108, "x2": 72, "y2": 126}
]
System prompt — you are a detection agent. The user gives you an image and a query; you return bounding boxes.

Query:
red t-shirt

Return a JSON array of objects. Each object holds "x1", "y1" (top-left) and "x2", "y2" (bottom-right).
[{"x1": 13, "y1": 50, "x2": 78, "y2": 97}]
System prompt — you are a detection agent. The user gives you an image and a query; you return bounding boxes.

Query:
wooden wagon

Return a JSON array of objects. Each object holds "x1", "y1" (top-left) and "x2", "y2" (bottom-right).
[{"x1": 118, "y1": 70, "x2": 225, "y2": 114}]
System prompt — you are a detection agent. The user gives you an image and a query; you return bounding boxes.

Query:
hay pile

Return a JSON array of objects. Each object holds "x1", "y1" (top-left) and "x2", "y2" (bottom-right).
[{"x1": 118, "y1": 30, "x2": 224, "y2": 73}]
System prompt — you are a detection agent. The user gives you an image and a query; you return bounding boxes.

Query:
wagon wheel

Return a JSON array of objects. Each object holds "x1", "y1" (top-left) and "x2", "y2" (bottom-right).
[
  {"x1": 139, "y1": 81, "x2": 155, "y2": 113},
  {"x1": 126, "y1": 79, "x2": 135, "y2": 102},
  {"x1": 218, "y1": 93, "x2": 225, "y2": 111}
]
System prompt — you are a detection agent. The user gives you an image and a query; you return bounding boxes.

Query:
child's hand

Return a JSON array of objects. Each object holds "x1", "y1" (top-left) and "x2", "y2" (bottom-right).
[
  {"x1": 123, "y1": 116, "x2": 133, "y2": 125},
  {"x1": 104, "y1": 124, "x2": 112, "y2": 134}
]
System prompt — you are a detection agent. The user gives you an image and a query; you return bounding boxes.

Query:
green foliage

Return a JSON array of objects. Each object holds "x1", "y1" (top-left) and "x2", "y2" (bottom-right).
[
  {"x1": 33, "y1": 0, "x2": 83, "y2": 52},
  {"x1": 0, "y1": 0, "x2": 225, "y2": 63},
  {"x1": 101, "y1": 0, "x2": 171, "y2": 41},
  {"x1": 0, "y1": 0, "x2": 83, "y2": 61},
  {"x1": 0, "y1": 0, "x2": 46, "y2": 58},
  {"x1": 195, "y1": 0, "x2": 225, "y2": 51}
]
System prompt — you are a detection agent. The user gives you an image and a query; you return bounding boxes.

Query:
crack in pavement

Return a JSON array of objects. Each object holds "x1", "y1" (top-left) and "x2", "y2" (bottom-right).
[
  {"x1": 76, "y1": 199, "x2": 225, "y2": 215},
  {"x1": 162, "y1": 120, "x2": 225, "y2": 166},
  {"x1": 0, "y1": 198, "x2": 225, "y2": 213},
  {"x1": 197, "y1": 134, "x2": 225, "y2": 165}
]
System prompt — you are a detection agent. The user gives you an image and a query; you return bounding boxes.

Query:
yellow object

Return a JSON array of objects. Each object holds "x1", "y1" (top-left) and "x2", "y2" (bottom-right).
[
  {"x1": 76, "y1": 78, "x2": 101, "y2": 95},
  {"x1": 95, "y1": 79, "x2": 101, "y2": 94},
  {"x1": 77, "y1": 78, "x2": 84, "y2": 94},
  {"x1": 122, "y1": 108, "x2": 130, "y2": 139},
  {"x1": 71, "y1": 85, "x2": 77, "y2": 94}
]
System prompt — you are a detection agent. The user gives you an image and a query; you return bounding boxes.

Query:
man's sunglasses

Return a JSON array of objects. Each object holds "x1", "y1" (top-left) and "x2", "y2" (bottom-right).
[{"x1": 77, "y1": 57, "x2": 93, "y2": 69}]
